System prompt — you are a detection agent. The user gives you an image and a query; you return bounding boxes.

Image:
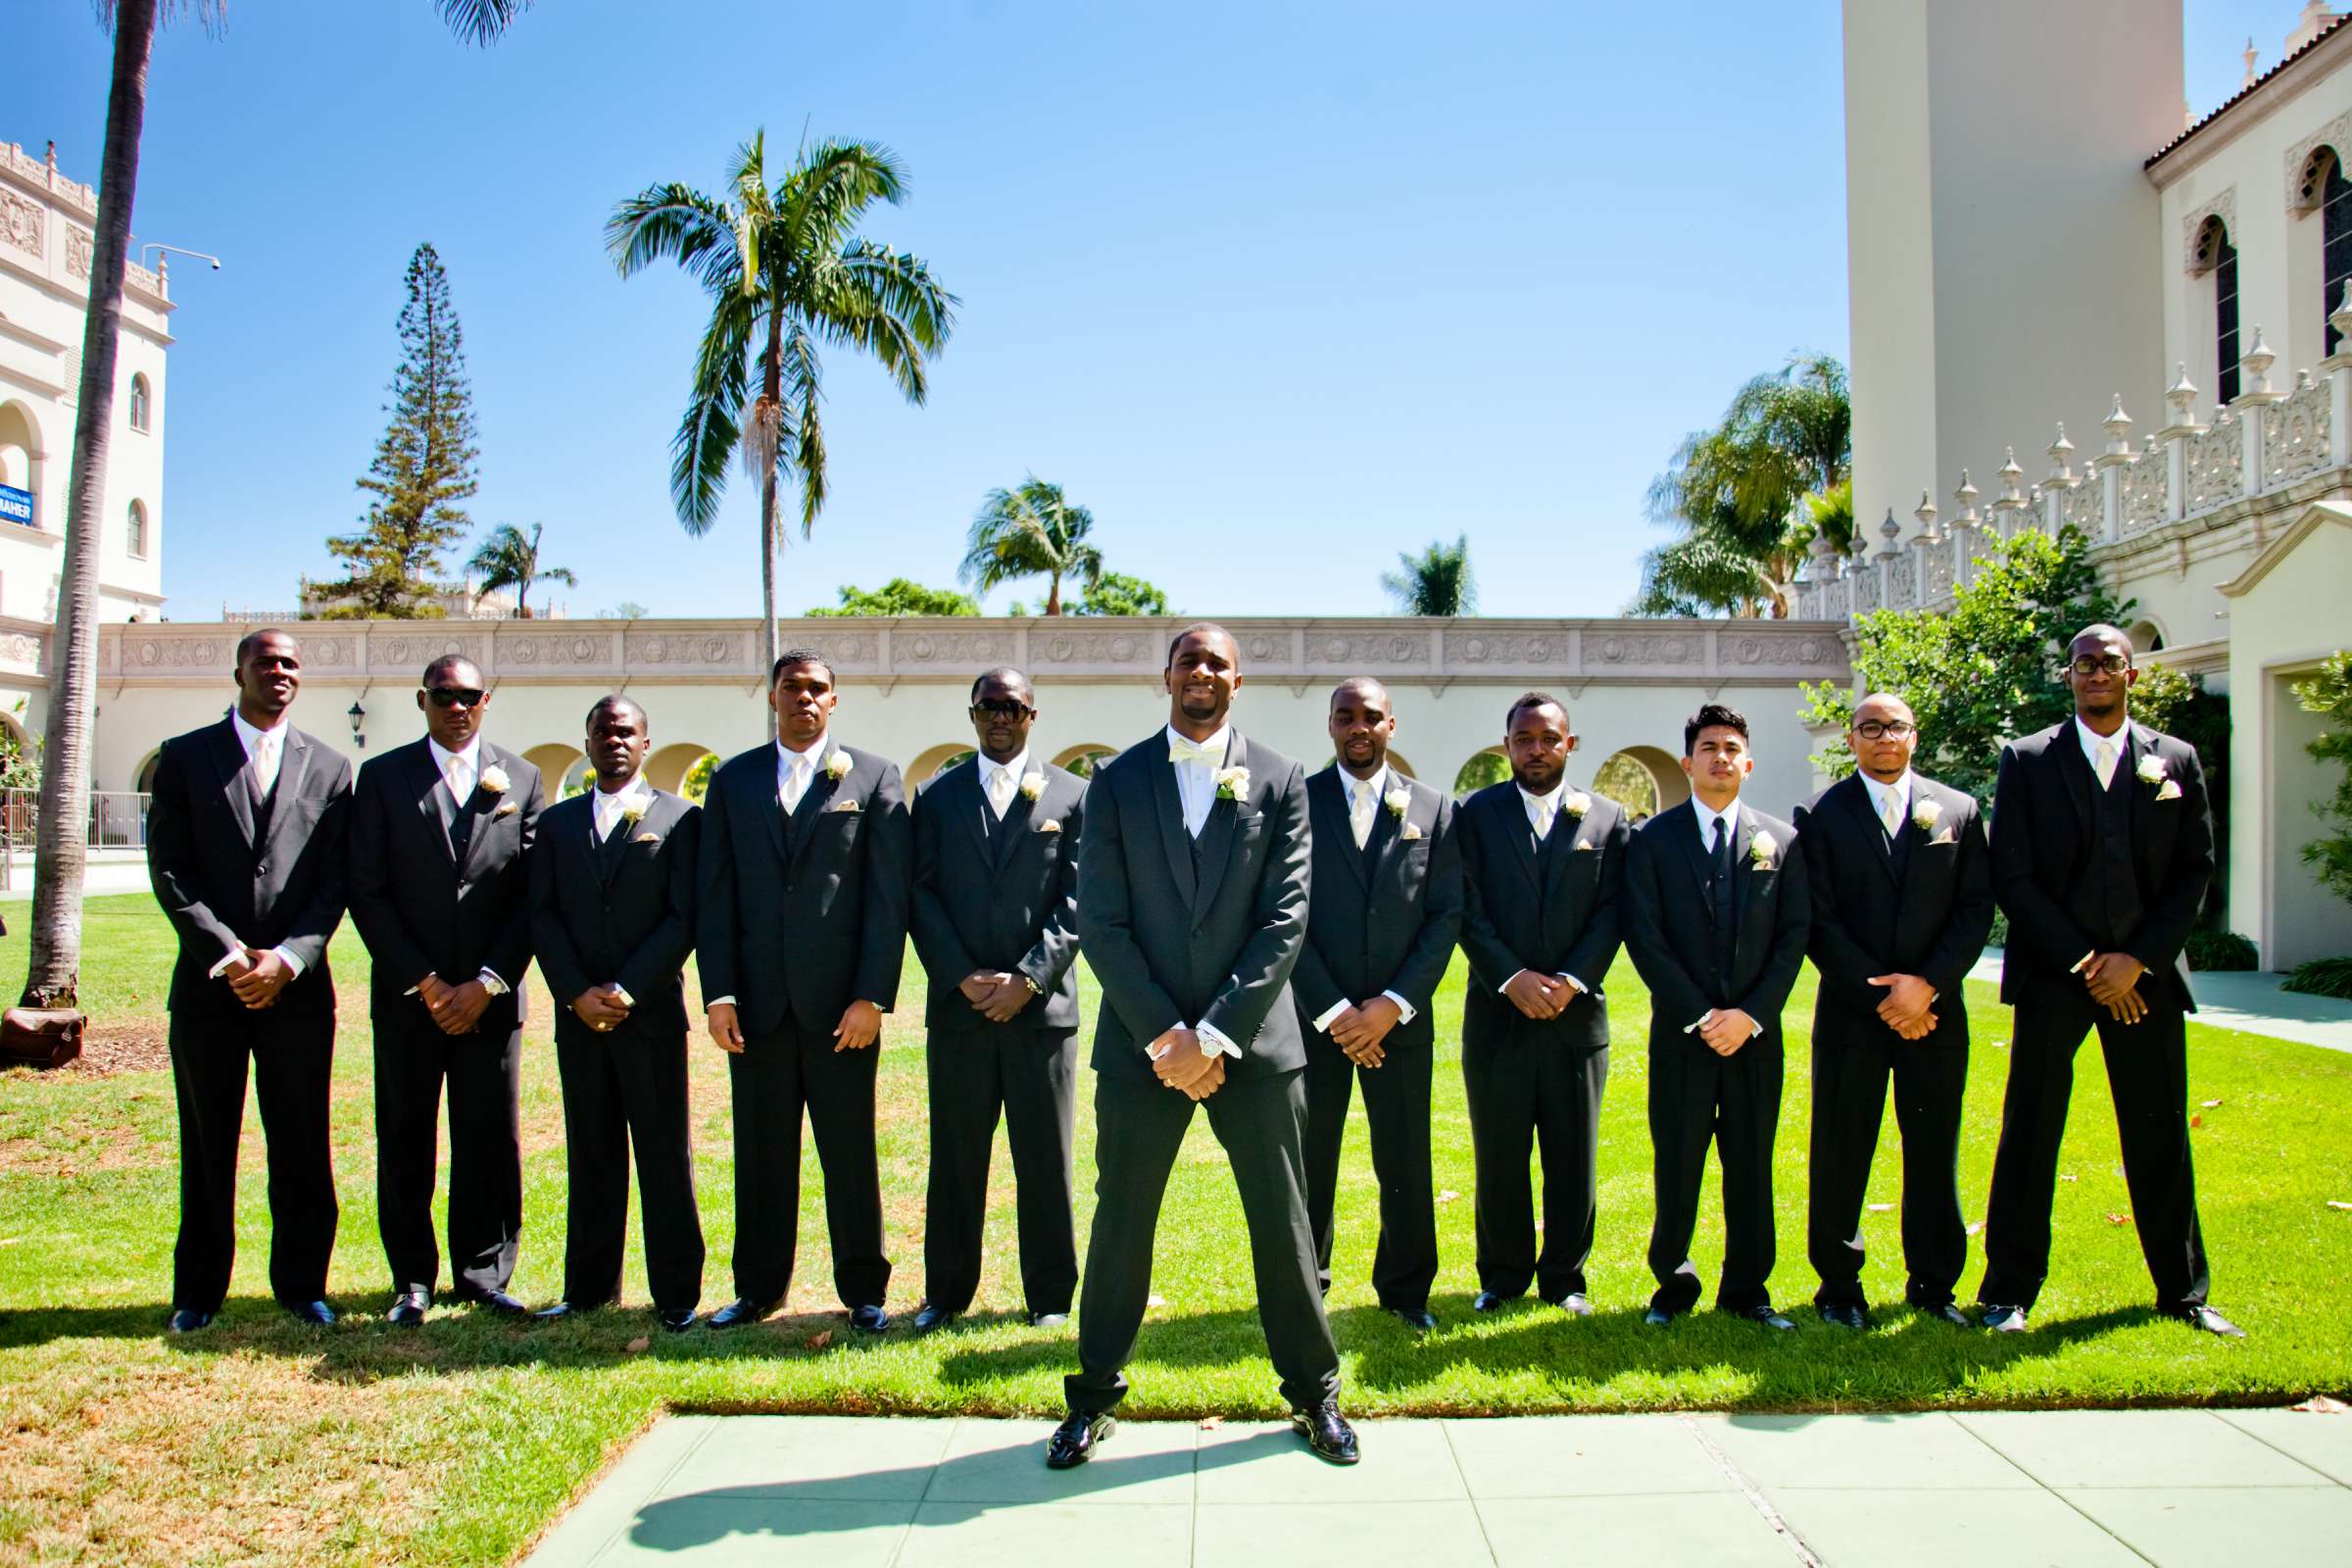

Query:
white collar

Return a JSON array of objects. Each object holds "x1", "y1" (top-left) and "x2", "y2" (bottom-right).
[
  {"x1": 1341, "y1": 763, "x2": 1390, "y2": 803},
  {"x1": 1690, "y1": 795, "x2": 1741, "y2": 836},
  {"x1": 229, "y1": 709, "x2": 287, "y2": 754},
  {"x1": 1859, "y1": 770, "x2": 1914, "y2": 809},
  {"x1": 1165, "y1": 724, "x2": 1231, "y2": 762},
  {"x1": 2074, "y1": 715, "x2": 2130, "y2": 764},
  {"x1": 1518, "y1": 779, "x2": 1564, "y2": 814},
  {"x1": 776, "y1": 735, "x2": 831, "y2": 768},
  {"x1": 427, "y1": 735, "x2": 482, "y2": 772},
  {"x1": 594, "y1": 773, "x2": 652, "y2": 809},
  {"x1": 981, "y1": 749, "x2": 1030, "y2": 783}
]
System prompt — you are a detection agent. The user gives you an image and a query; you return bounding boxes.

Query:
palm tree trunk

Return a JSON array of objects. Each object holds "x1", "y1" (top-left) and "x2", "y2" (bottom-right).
[
  {"x1": 1044, "y1": 570, "x2": 1061, "y2": 616},
  {"x1": 22, "y1": 0, "x2": 156, "y2": 1008}
]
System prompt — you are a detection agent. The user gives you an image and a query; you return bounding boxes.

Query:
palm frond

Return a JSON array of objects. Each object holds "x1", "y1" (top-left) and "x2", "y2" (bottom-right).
[
  {"x1": 780, "y1": 320, "x2": 827, "y2": 533},
  {"x1": 669, "y1": 304, "x2": 756, "y2": 534},
  {"x1": 432, "y1": 0, "x2": 529, "y2": 46},
  {"x1": 605, "y1": 184, "x2": 741, "y2": 293}
]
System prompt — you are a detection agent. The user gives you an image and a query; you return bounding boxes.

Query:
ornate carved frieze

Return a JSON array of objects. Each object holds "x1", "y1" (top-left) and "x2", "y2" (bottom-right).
[
  {"x1": 0, "y1": 190, "x2": 42, "y2": 259},
  {"x1": 2287, "y1": 111, "x2": 2352, "y2": 209},
  {"x1": 2181, "y1": 187, "x2": 2237, "y2": 271},
  {"x1": 368, "y1": 633, "x2": 482, "y2": 673},
  {"x1": 500, "y1": 632, "x2": 613, "y2": 667},
  {"x1": 895, "y1": 629, "x2": 1011, "y2": 664},
  {"x1": 1039, "y1": 629, "x2": 1154, "y2": 663},
  {"x1": 64, "y1": 225, "x2": 92, "y2": 279}
]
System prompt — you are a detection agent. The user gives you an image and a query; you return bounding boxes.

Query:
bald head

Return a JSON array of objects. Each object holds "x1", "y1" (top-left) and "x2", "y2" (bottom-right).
[
  {"x1": 1328, "y1": 674, "x2": 1397, "y2": 779},
  {"x1": 1848, "y1": 691, "x2": 1919, "y2": 783}
]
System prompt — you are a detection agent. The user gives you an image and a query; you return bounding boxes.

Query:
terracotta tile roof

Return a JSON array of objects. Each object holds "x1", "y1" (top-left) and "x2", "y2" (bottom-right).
[{"x1": 2148, "y1": 13, "x2": 2352, "y2": 169}]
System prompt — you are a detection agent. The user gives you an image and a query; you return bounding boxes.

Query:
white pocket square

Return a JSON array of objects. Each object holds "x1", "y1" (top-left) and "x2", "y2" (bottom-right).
[
  {"x1": 1038, "y1": 818, "x2": 1064, "y2": 834},
  {"x1": 1398, "y1": 823, "x2": 1423, "y2": 841},
  {"x1": 1574, "y1": 837, "x2": 1597, "y2": 852},
  {"x1": 2155, "y1": 780, "x2": 2182, "y2": 802},
  {"x1": 829, "y1": 798, "x2": 862, "y2": 813},
  {"x1": 493, "y1": 800, "x2": 520, "y2": 818},
  {"x1": 635, "y1": 831, "x2": 662, "y2": 844}
]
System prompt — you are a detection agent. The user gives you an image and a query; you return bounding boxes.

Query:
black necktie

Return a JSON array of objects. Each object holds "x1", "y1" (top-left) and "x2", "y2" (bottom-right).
[{"x1": 1708, "y1": 814, "x2": 1736, "y2": 988}]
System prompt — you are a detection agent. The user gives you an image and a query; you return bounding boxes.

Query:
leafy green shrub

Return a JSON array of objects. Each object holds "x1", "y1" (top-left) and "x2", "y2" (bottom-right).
[
  {"x1": 1986, "y1": 909, "x2": 2009, "y2": 949},
  {"x1": 2281, "y1": 956, "x2": 2352, "y2": 999},
  {"x1": 2184, "y1": 930, "x2": 2258, "y2": 971}
]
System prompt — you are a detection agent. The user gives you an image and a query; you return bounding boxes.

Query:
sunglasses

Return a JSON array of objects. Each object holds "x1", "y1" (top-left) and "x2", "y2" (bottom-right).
[
  {"x1": 424, "y1": 686, "x2": 487, "y2": 709},
  {"x1": 971, "y1": 699, "x2": 1033, "y2": 719},
  {"x1": 2066, "y1": 655, "x2": 2131, "y2": 677}
]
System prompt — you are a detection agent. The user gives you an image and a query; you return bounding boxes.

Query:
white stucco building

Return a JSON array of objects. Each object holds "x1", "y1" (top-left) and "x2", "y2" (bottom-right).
[
  {"x1": 0, "y1": 138, "x2": 173, "y2": 746},
  {"x1": 1827, "y1": 0, "x2": 2352, "y2": 968}
]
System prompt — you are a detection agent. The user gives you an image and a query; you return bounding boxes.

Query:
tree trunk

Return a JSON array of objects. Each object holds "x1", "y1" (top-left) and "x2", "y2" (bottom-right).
[
  {"x1": 759, "y1": 311, "x2": 783, "y2": 739},
  {"x1": 1044, "y1": 571, "x2": 1061, "y2": 616},
  {"x1": 23, "y1": 1, "x2": 157, "y2": 1009}
]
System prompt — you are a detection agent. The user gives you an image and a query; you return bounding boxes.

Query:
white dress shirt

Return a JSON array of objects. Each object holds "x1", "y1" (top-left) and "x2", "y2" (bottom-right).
[
  {"x1": 1683, "y1": 795, "x2": 1750, "y2": 1038},
  {"x1": 1497, "y1": 778, "x2": 1593, "y2": 1000},
  {"x1": 206, "y1": 710, "x2": 308, "y2": 981},
  {"x1": 2074, "y1": 714, "x2": 2130, "y2": 790},
  {"x1": 591, "y1": 772, "x2": 653, "y2": 843},
  {"x1": 1859, "y1": 769, "x2": 1915, "y2": 840},
  {"x1": 1310, "y1": 766, "x2": 1419, "y2": 1035},
  {"x1": 1153, "y1": 725, "x2": 1242, "y2": 1059},
  {"x1": 410, "y1": 734, "x2": 507, "y2": 998},
  {"x1": 980, "y1": 749, "x2": 1031, "y2": 821}
]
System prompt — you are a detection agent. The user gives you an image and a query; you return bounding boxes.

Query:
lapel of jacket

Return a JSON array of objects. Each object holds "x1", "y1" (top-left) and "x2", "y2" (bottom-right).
[
  {"x1": 1732, "y1": 805, "x2": 1764, "y2": 934},
  {"x1": 1673, "y1": 800, "x2": 1716, "y2": 908},
  {"x1": 1542, "y1": 796, "x2": 1589, "y2": 897},
  {"x1": 991, "y1": 768, "x2": 1040, "y2": 875},
  {"x1": 407, "y1": 740, "x2": 458, "y2": 863},
  {"x1": 784, "y1": 738, "x2": 845, "y2": 863},
  {"x1": 1310, "y1": 768, "x2": 1371, "y2": 892},
  {"x1": 206, "y1": 718, "x2": 257, "y2": 848},
  {"x1": 1494, "y1": 787, "x2": 1544, "y2": 897},
  {"x1": 452, "y1": 744, "x2": 505, "y2": 882},
  {"x1": 591, "y1": 786, "x2": 638, "y2": 885},
  {"x1": 1191, "y1": 730, "x2": 1248, "y2": 913},
  {"x1": 1840, "y1": 775, "x2": 1902, "y2": 891},
  {"x1": 1148, "y1": 731, "x2": 1199, "y2": 906},
  {"x1": 2052, "y1": 723, "x2": 2098, "y2": 843},
  {"x1": 1362, "y1": 772, "x2": 1407, "y2": 890},
  {"x1": 938, "y1": 759, "x2": 992, "y2": 871},
  {"x1": 259, "y1": 727, "x2": 316, "y2": 863}
]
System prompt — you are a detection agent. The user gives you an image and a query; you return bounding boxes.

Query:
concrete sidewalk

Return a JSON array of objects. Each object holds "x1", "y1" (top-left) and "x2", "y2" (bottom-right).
[
  {"x1": 520, "y1": 1408, "x2": 2352, "y2": 1567},
  {"x1": 1966, "y1": 950, "x2": 2352, "y2": 1054}
]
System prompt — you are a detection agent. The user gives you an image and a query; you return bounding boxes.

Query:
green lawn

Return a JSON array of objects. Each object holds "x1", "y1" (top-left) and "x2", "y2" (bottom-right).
[{"x1": 2, "y1": 894, "x2": 2348, "y2": 1566}]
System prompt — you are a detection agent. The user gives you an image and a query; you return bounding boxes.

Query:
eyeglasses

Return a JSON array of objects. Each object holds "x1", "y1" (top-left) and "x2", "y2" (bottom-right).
[
  {"x1": 970, "y1": 700, "x2": 1033, "y2": 719},
  {"x1": 1853, "y1": 719, "x2": 1916, "y2": 741},
  {"x1": 2067, "y1": 654, "x2": 2132, "y2": 677},
  {"x1": 424, "y1": 686, "x2": 487, "y2": 709}
]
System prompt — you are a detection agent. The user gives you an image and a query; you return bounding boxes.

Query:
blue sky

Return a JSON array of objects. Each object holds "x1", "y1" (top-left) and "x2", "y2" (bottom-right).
[{"x1": 8, "y1": 0, "x2": 2297, "y2": 621}]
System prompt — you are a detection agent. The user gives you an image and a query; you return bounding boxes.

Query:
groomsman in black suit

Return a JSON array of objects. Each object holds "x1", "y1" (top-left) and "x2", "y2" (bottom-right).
[
  {"x1": 1454, "y1": 692, "x2": 1628, "y2": 1316},
  {"x1": 349, "y1": 655, "x2": 545, "y2": 1324},
  {"x1": 1047, "y1": 623, "x2": 1356, "y2": 1469},
  {"x1": 147, "y1": 628, "x2": 353, "y2": 1331},
  {"x1": 1293, "y1": 677, "x2": 1462, "y2": 1331},
  {"x1": 1977, "y1": 625, "x2": 2239, "y2": 1337},
  {"x1": 699, "y1": 649, "x2": 910, "y2": 1333},
  {"x1": 526, "y1": 695, "x2": 705, "y2": 1332},
  {"x1": 1793, "y1": 693, "x2": 1993, "y2": 1330},
  {"x1": 908, "y1": 667, "x2": 1086, "y2": 1333},
  {"x1": 1624, "y1": 703, "x2": 1810, "y2": 1329}
]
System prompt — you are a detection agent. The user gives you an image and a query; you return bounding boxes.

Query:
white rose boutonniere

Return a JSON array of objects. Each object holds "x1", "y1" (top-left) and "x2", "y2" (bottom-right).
[
  {"x1": 1563, "y1": 790, "x2": 1593, "y2": 819},
  {"x1": 2135, "y1": 754, "x2": 2167, "y2": 786},
  {"x1": 1749, "y1": 829, "x2": 1779, "y2": 870},
  {"x1": 478, "y1": 765, "x2": 511, "y2": 796},
  {"x1": 1384, "y1": 786, "x2": 1412, "y2": 819},
  {"x1": 1911, "y1": 799, "x2": 1942, "y2": 833},
  {"x1": 620, "y1": 801, "x2": 647, "y2": 828},
  {"x1": 1019, "y1": 769, "x2": 1047, "y2": 802},
  {"x1": 1212, "y1": 764, "x2": 1250, "y2": 802},
  {"x1": 824, "y1": 751, "x2": 854, "y2": 782}
]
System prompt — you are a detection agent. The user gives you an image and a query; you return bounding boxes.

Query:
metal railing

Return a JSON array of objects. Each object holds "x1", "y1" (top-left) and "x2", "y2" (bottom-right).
[{"x1": 0, "y1": 788, "x2": 154, "y2": 852}]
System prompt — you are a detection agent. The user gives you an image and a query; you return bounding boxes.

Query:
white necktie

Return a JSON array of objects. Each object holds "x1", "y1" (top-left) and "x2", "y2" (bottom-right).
[
  {"x1": 987, "y1": 766, "x2": 1016, "y2": 819},
  {"x1": 250, "y1": 731, "x2": 281, "y2": 798},
  {"x1": 1532, "y1": 798, "x2": 1555, "y2": 845},
  {"x1": 2092, "y1": 740, "x2": 2118, "y2": 791},
  {"x1": 443, "y1": 753, "x2": 469, "y2": 803},
  {"x1": 1350, "y1": 783, "x2": 1376, "y2": 850},
  {"x1": 1878, "y1": 790, "x2": 1902, "y2": 839},
  {"x1": 781, "y1": 756, "x2": 812, "y2": 813}
]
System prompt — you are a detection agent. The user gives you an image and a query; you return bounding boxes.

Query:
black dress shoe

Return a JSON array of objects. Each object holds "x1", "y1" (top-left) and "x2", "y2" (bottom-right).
[
  {"x1": 910, "y1": 1302, "x2": 956, "y2": 1333},
  {"x1": 657, "y1": 1306, "x2": 699, "y2": 1334},
  {"x1": 531, "y1": 1299, "x2": 604, "y2": 1322},
  {"x1": 1553, "y1": 1293, "x2": 1594, "y2": 1317},
  {"x1": 1291, "y1": 1400, "x2": 1361, "y2": 1466},
  {"x1": 707, "y1": 1297, "x2": 780, "y2": 1329},
  {"x1": 1388, "y1": 1305, "x2": 1439, "y2": 1332},
  {"x1": 1045, "y1": 1408, "x2": 1114, "y2": 1469},
  {"x1": 461, "y1": 1288, "x2": 530, "y2": 1317},
  {"x1": 1643, "y1": 1306, "x2": 1675, "y2": 1328},
  {"x1": 2170, "y1": 1303, "x2": 2246, "y2": 1338},
  {"x1": 165, "y1": 1307, "x2": 214, "y2": 1334},
  {"x1": 386, "y1": 1291, "x2": 430, "y2": 1327},
  {"x1": 281, "y1": 1299, "x2": 336, "y2": 1328},
  {"x1": 1817, "y1": 1301, "x2": 1869, "y2": 1331},
  {"x1": 848, "y1": 1303, "x2": 892, "y2": 1334},
  {"x1": 1919, "y1": 1302, "x2": 1972, "y2": 1328},
  {"x1": 1471, "y1": 1290, "x2": 1512, "y2": 1312},
  {"x1": 1981, "y1": 1303, "x2": 2030, "y2": 1334},
  {"x1": 1029, "y1": 1309, "x2": 1071, "y2": 1328},
  {"x1": 1734, "y1": 1303, "x2": 1796, "y2": 1331}
]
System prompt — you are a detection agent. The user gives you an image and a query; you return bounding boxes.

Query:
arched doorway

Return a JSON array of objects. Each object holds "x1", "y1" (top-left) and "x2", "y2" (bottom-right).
[
  {"x1": 645, "y1": 743, "x2": 716, "y2": 799},
  {"x1": 907, "y1": 743, "x2": 975, "y2": 787},
  {"x1": 1051, "y1": 742, "x2": 1118, "y2": 778},
  {"x1": 1591, "y1": 745, "x2": 1688, "y2": 824},
  {"x1": 522, "y1": 743, "x2": 584, "y2": 799},
  {"x1": 1451, "y1": 747, "x2": 1508, "y2": 798}
]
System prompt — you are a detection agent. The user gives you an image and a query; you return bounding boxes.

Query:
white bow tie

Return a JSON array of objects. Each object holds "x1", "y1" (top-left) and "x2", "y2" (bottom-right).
[{"x1": 1169, "y1": 737, "x2": 1222, "y2": 766}]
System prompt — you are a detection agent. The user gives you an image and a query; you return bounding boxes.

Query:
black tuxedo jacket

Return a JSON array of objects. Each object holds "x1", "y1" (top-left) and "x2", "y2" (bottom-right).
[
  {"x1": 528, "y1": 787, "x2": 701, "y2": 1038},
  {"x1": 1624, "y1": 800, "x2": 1811, "y2": 1039},
  {"x1": 147, "y1": 717, "x2": 354, "y2": 1020},
  {"x1": 1988, "y1": 719, "x2": 2212, "y2": 1009},
  {"x1": 696, "y1": 738, "x2": 910, "y2": 1037},
  {"x1": 1076, "y1": 728, "x2": 1310, "y2": 1083},
  {"x1": 1290, "y1": 767, "x2": 1462, "y2": 1054},
  {"x1": 348, "y1": 737, "x2": 543, "y2": 1033},
  {"x1": 1456, "y1": 781, "x2": 1630, "y2": 1051},
  {"x1": 1794, "y1": 772, "x2": 1994, "y2": 1031},
  {"x1": 909, "y1": 756, "x2": 1085, "y2": 1034}
]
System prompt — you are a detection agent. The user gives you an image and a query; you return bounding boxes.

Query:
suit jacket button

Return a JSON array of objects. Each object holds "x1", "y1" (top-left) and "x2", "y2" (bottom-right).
[
  {"x1": 255, "y1": 861, "x2": 268, "y2": 875},
  {"x1": 457, "y1": 880, "x2": 469, "y2": 894}
]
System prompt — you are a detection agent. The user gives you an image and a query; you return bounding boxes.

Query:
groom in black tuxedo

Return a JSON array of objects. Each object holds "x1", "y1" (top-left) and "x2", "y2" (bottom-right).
[
  {"x1": 349, "y1": 655, "x2": 544, "y2": 1324},
  {"x1": 1292, "y1": 677, "x2": 1462, "y2": 1331},
  {"x1": 526, "y1": 695, "x2": 706, "y2": 1332},
  {"x1": 1454, "y1": 692, "x2": 1629, "y2": 1317},
  {"x1": 908, "y1": 667, "x2": 1087, "y2": 1333},
  {"x1": 1623, "y1": 703, "x2": 1810, "y2": 1329},
  {"x1": 698, "y1": 649, "x2": 910, "y2": 1333},
  {"x1": 1977, "y1": 625, "x2": 2238, "y2": 1337},
  {"x1": 1793, "y1": 693, "x2": 1993, "y2": 1329},
  {"x1": 1046, "y1": 623, "x2": 1355, "y2": 1469},
  {"x1": 147, "y1": 628, "x2": 353, "y2": 1331}
]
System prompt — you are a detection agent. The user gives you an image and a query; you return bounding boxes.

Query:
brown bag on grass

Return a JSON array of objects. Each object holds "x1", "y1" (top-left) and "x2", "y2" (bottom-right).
[{"x1": 1, "y1": 1007, "x2": 84, "y2": 1070}]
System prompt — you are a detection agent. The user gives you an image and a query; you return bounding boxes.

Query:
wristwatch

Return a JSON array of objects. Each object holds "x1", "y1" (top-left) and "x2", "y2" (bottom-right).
[{"x1": 1021, "y1": 973, "x2": 1042, "y2": 995}]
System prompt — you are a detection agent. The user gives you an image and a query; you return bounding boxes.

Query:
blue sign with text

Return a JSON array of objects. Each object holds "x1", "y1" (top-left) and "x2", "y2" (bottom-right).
[{"x1": 0, "y1": 484, "x2": 32, "y2": 527}]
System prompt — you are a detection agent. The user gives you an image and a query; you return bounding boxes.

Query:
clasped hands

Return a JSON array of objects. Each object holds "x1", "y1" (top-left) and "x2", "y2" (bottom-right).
[
  {"x1": 957, "y1": 969, "x2": 1036, "y2": 1025},
  {"x1": 571, "y1": 983, "x2": 631, "y2": 1033},
  {"x1": 2079, "y1": 951, "x2": 2149, "y2": 1024},
  {"x1": 416, "y1": 973, "x2": 493, "y2": 1036},
  {"x1": 1501, "y1": 969, "x2": 1579, "y2": 1022},
  {"x1": 704, "y1": 997, "x2": 883, "y2": 1054},
  {"x1": 1868, "y1": 972, "x2": 1940, "y2": 1041},
  {"x1": 1147, "y1": 1026, "x2": 1226, "y2": 1101},
  {"x1": 219, "y1": 946, "x2": 293, "y2": 1011},
  {"x1": 1694, "y1": 1006, "x2": 1761, "y2": 1056},
  {"x1": 1327, "y1": 995, "x2": 1403, "y2": 1067}
]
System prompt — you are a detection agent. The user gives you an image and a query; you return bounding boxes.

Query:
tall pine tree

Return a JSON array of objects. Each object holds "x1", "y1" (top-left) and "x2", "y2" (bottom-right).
[{"x1": 319, "y1": 242, "x2": 479, "y2": 617}]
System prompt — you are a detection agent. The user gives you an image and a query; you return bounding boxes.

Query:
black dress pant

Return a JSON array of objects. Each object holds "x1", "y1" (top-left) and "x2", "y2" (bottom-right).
[
  {"x1": 1461, "y1": 1035, "x2": 1606, "y2": 1301},
  {"x1": 1067, "y1": 1068, "x2": 1340, "y2": 1415},
  {"x1": 728, "y1": 1023, "x2": 890, "y2": 1310},
  {"x1": 922, "y1": 1024, "x2": 1079, "y2": 1317},
  {"x1": 1302, "y1": 1035, "x2": 1439, "y2": 1310},
  {"x1": 553, "y1": 1013, "x2": 706, "y2": 1312},
  {"x1": 169, "y1": 1004, "x2": 338, "y2": 1312},
  {"x1": 1806, "y1": 1006, "x2": 1969, "y2": 1309},
  {"x1": 373, "y1": 1007, "x2": 524, "y2": 1298},
  {"x1": 1978, "y1": 984, "x2": 2209, "y2": 1313},
  {"x1": 1647, "y1": 1030, "x2": 1784, "y2": 1314}
]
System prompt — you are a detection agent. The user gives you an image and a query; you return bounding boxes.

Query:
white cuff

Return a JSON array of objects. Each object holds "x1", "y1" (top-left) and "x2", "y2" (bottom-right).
[
  {"x1": 1684, "y1": 1008, "x2": 1715, "y2": 1034},
  {"x1": 404, "y1": 972, "x2": 434, "y2": 998},
  {"x1": 478, "y1": 968, "x2": 510, "y2": 998},
  {"x1": 708, "y1": 995, "x2": 737, "y2": 1009},
  {"x1": 1557, "y1": 972, "x2": 1587, "y2": 995},
  {"x1": 208, "y1": 941, "x2": 245, "y2": 979},
  {"x1": 2071, "y1": 951, "x2": 2095, "y2": 974},
  {"x1": 1498, "y1": 969, "x2": 1527, "y2": 995},
  {"x1": 612, "y1": 985, "x2": 635, "y2": 1008},
  {"x1": 272, "y1": 945, "x2": 307, "y2": 979},
  {"x1": 1311, "y1": 999, "x2": 1349, "y2": 1033},
  {"x1": 1195, "y1": 1021, "x2": 1242, "y2": 1059},
  {"x1": 1380, "y1": 989, "x2": 1417, "y2": 1025}
]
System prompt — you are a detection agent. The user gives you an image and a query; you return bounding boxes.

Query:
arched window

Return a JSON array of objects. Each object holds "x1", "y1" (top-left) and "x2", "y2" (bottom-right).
[
  {"x1": 125, "y1": 499, "x2": 148, "y2": 559},
  {"x1": 2326, "y1": 152, "x2": 2352, "y2": 356},
  {"x1": 127, "y1": 374, "x2": 151, "y2": 433},
  {"x1": 2213, "y1": 227, "x2": 2241, "y2": 405}
]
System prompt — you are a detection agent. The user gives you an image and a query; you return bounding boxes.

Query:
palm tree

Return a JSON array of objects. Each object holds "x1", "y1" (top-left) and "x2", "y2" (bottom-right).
[
  {"x1": 957, "y1": 477, "x2": 1103, "y2": 615},
  {"x1": 1380, "y1": 534, "x2": 1476, "y2": 615},
  {"x1": 466, "y1": 522, "x2": 576, "y2": 618},
  {"x1": 608, "y1": 133, "x2": 956, "y2": 678},
  {"x1": 22, "y1": 0, "x2": 529, "y2": 1010}
]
